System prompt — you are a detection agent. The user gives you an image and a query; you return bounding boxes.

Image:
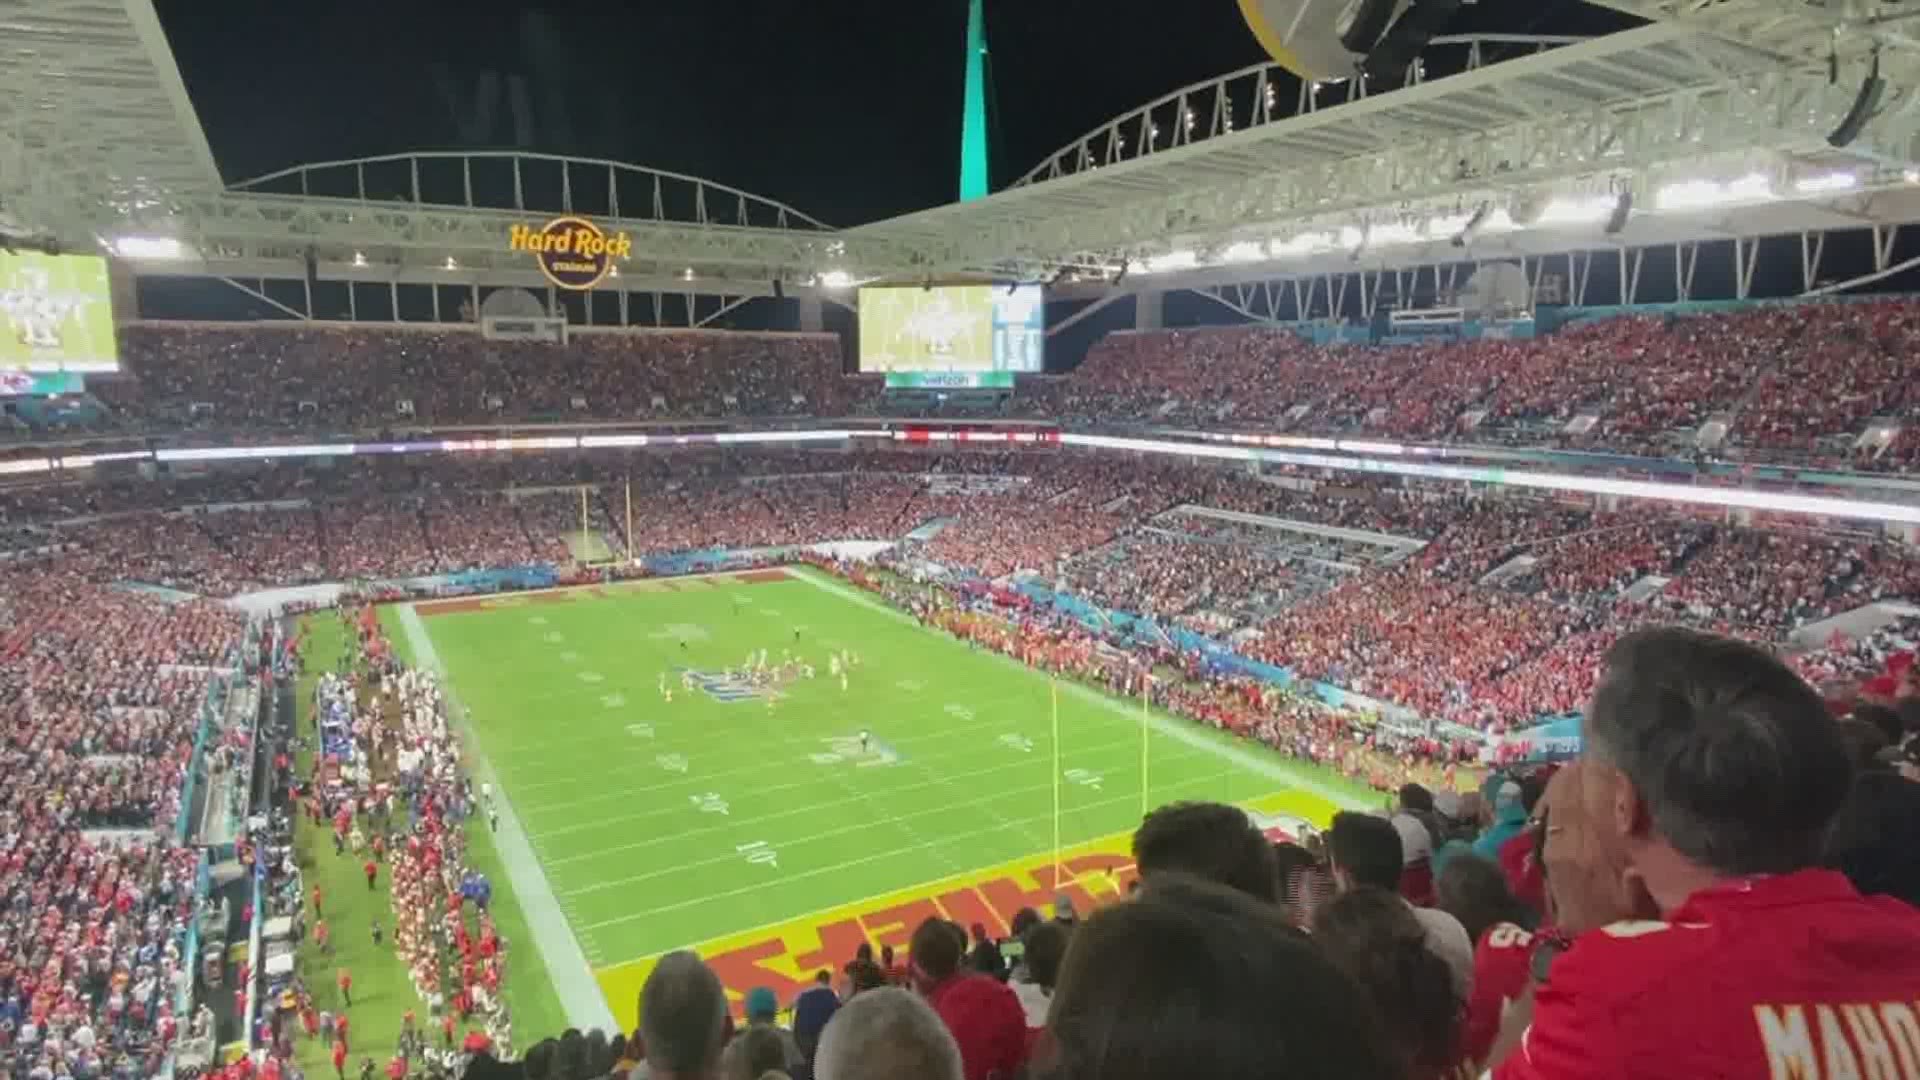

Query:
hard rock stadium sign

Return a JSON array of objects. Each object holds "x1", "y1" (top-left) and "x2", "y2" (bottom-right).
[{"x1": 507, "y1": 217, "x2": 633, "y2": 290}]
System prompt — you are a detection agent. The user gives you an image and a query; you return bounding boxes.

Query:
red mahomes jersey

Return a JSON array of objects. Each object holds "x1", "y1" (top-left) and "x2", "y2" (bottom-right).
[
  {"x1": 1465, "y1": 922, "x2": 1535, "y2": 1067},
  {"x1": 1495, "y1": 870, "x2": 1920, "y2": 1080}
]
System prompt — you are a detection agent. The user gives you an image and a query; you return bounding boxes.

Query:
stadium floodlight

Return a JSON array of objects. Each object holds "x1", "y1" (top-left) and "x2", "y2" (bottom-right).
[
  {"x1": 111, "y1": 236, "x2": 186, "y2": 259},
  {"x1": 1906, "y1": 170, "x2": 1920, "y2": 184},
  {"x1": 443, "y1": 257, "x2": 458, "y2": 270},
  {"x1": 1794, "y1": 171, "x2": 1858, "y2": 195},
  {"x1": 817, "y1": 270, "x2": 854, "y2": 289},
  {"x1": 1220, "y1": 241, "x2": 1267, "y2": 264},
  {"x1": 1655, "y1": 173, "x2": 1775, "y2": 212},
  {"x1": 1271, "y1": 232, "x2": 1334, "y2": 258},
  {"x1": 1535, "y1": 195, "x2": 1616, "y2": 227},
  {"x1": 1142, "y1": 250, "x2": 1198, "y2": 274},
  {"x1": 352, "y1": 252, "x2": 368, "y2": 268}
]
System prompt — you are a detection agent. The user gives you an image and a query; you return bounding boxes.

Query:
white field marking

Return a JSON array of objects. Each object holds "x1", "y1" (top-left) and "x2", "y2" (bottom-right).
[
  {"x1": 543, "y1": 631, "x2": 565, "y2": 643},
  {"x1": 559, "y1": 650, "x2": 581, "y2": 663},
  {"x1": 578, "y1": 761, "x2": 1246, "y2": 931},
  {"x1": 576, "y1": 671, "x2": 603, "y2": 683},
  {"x1": 394, "y1": 603, "x2": 615, "y2": 1032},
  {"x1": 502, "y1": 687, "x2": 1040, "y2": 792},
  {"x1": 531, "y1": 744, "x2": 1198, "y2": 869},
  {"x1": 519, "y1": 712, "x2": 1180, "y2": 837},
  {"x1": 788, "y1": 565, "x2": 1377, "y2": 813},
  {"x1": 528, "y1": 616, "x2": 548, "y2": 625}
]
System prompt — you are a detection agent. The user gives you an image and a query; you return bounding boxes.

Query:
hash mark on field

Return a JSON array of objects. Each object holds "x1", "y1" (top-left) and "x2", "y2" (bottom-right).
[
  {"x1": 600, "y1": 693, "x2": 626, "y2": 708},
  {"x1": 559, "y1": 650, "x2": 581, "y2": 663},
  {"x1": 528, "y1": 616, "x2": 548, "y2": 625},
  {"x1": 577, "y1": 671, "x2": 604, "y2": 683},
  {"x1": 544, "y1": 631, "x2": 565, "y2": 643}
]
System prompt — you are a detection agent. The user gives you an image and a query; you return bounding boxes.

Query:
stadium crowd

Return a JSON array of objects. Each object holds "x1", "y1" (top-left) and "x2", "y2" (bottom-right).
[
  {"x1": 0, "y1": 295, "x2": 1906, "y2": 473},
  {"x1": 443, "y1": 625, "x2": 1920, "y2": 1080}
]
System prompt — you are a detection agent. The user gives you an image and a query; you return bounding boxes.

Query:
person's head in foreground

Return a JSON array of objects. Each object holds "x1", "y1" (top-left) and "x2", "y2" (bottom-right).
[
  {"x1": 1583, "y1": 627, "x2": 1850, "y2": 906},
  {"x1": 1030, "y1": 873, "x2": 1399, "y2": 1080},
  {"x1": 1324, "y1": 810, "x2": 1403, "y2": 892},
  {"x1": 640, "y1": 951, "x2": 729, "y2": 1080},
  {"x1": 1434, "y1": 851, "x2": 1535, "y2": 946},
  {"x1": 1494, "y1": 627, "x2": 1920, "y2": 1080},
  {"x1": 1312, "y1": 886, "x2": 1465, "y2": 1080},
  {"x1": 1131, "y1": 800, "x2": 1279, "y2": 902},
  {"x1": 814, "y1": 987, "x2": 962, "y2": 1080},
  {"x1": 726, "y1": 1025, "x2": 790, "y2": 1080}
]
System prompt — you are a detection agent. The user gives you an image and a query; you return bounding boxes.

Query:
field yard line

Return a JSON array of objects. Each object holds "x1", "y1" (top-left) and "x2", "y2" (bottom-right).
[
  {"x1": 579, "y1": 762, "x2": 1247, "y2": 933},
  {"x1": 497, "y1": 685, "x2": 1039, "y2": 765},
  {"x1": 547, "y1": 736, "x2": 1221, "y2": 884},
  {"x1": 788, "y1": 566, "x2": 1376, "y2": 813},
  {"x1": 524, "y1": 721, "x2": 1199, "y2": 843},
  {"x1": 515, "y1": 687, "x2": 1083, "y2": 816},
  {"x1": 395, "y1": 603, "x2": 618, "y2": 1033}
]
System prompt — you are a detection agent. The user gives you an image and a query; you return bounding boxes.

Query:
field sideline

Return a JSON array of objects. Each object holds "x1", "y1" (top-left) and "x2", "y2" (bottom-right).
[{"x1": 404, "y1": 566, "x2": 1379, "y2": 1029}]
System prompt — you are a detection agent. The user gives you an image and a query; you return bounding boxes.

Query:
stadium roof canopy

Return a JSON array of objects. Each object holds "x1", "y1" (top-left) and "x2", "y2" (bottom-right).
[{"x1": 5, "y1": 0, "x2": 1920, "y2": 309}]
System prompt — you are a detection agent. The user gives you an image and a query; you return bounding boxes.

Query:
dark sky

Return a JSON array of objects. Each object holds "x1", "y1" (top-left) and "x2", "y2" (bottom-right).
[{"x1": 154, "y1": 0, "x2": 1631, "y2": 227}]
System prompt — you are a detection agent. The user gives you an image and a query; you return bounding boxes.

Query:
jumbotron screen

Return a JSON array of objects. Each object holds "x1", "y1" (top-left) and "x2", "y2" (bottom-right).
[
  {"x1": 0, "y1": 251, "x2": 118, "y2": 373},
  {"x1": 858, "y1": 284, "x2": 1043, "y2": 387}
]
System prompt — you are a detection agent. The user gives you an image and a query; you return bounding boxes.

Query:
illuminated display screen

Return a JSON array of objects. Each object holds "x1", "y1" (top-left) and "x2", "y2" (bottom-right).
[
  {"x1": 0, "y1": 252, "x2": 118, "y2": 373},
  {"x1": 858, "y1": 284, "x2": 1043, "y2": 376}
]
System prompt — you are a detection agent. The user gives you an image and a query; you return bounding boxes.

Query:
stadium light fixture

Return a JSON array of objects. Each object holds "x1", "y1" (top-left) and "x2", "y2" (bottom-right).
[
  {"x1": 352, "y1": 252, "x2": 368, "y2": 268},
  {"x1": 1654, "y1": 173, "x2": 1774, "y2": 212},
  {"x1": 1535, "y1": 196, "x2": 1616, "y2": 227},
  {"x1": 1142, "y1": 250, "x2": 1198, "y2": 274},
  {"x1": 1271, "y1": 232, "x2": 1333, "y2": 258},
  {"x1": 110, "y1": 236, "x2": 186, "y2": 259},
  {"x1": 1905, "y1": 170, "x2": 1920, "y2": 184},
  {"x1": 1220, "y1": 241, "x2": 1266, "y2": 264},
  {"x1": 818, "y1": 270, "x2": 854, "y2": 289},
  {"x1": 443, "y1": 257, "x2": 458, "y2": 270},
  {"x1": 1794, "y1": 171, "x2": 1857, "y2": 195}
]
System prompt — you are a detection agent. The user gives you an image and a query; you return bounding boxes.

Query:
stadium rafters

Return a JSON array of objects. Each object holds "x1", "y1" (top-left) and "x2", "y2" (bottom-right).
[{"x1": 9, "y1": 1, "x2": 1920, "y2": 318}]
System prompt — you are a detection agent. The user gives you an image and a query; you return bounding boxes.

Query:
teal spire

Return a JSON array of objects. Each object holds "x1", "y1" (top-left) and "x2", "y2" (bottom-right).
[{"x1": 959, "y1": 0, "x2": 989, "y2": 201}]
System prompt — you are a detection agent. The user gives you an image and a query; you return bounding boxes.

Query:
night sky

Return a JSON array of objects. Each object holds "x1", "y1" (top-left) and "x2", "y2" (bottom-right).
[{"x1": 153, "y1": 0, "x2": 1633, "y2": 227}]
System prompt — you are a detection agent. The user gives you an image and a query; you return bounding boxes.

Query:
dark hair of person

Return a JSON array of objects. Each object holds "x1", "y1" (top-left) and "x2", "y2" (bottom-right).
[
  {"x1": 1271, "y1": 842, "x2": 1319, "y2": 907},
  {"x1": 1898, "y1": 699, "x2": 1920, "y2": 738},
  {"x1": 1032, "y1": 873, "x2": 1400, "y2": 1080},
  {"x1": 1311, "y1": 886, "x2": 1465, "y2": 1080},
  {"x1": 1009, "y1": 907, "x2": 1042, "y2": 939},
  {"x1": 1824, "y1": 769, "x2": 1920, "y2": 908},
  {"x1": 1024, "y1": 920, "x2": 1070, "y2": 992},
  {"x1": 1851, "y1": 703, "x2": 1905, "y2": 748},
  {"x1": 1585, "y1": 627, "x2": 1851, "y2": 875},
  {"x1": 910, "y1": 916, "x2": 964, "y2": 981},
  {"x1": 736, "y1": 1025, "x2": 789, "y2": 1079},
  {"x1": 1132, "y1": 801, "x2": 1279, "y2": 902},
  {"x1": 1325, "y1": 811, "x2": 1403, "y2": 891},
  {"x1": 1434, "y1": 852, "x2": 1537, "y2": 945},
  {"x1": 1835, "y1": 717, "x2": 1890, "y2": 774}
]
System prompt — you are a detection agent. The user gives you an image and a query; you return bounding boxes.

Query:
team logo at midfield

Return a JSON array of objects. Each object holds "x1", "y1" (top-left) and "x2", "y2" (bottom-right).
[
  {"x1": 507, "y1": 216, "x2": 633, "y2": 291},
  {"x1": 676, "y1": 667, "x2": 777, "y2": 704}
]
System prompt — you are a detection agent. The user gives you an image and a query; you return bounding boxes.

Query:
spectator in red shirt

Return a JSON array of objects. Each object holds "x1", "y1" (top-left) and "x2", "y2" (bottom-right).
[
  {"x1": 1035, "y1": 872, "x2": 1401, "y2": 1080},
  {"x1": 330, "y1": 1037, "x2": 347, "y2": 1080},
  {"x1": 363, "y1": 859, "x2": 378, "y2": 890},
  {"x1": 1497, "y1": 627, "x2": 1920, "y2": 1079},
  {"x1": 337, "y1": 969, "x2": 352, "y2": 1010},
  {"x1": 1434, "y1": 853, "x2": 1538, "y2": 1068},
  {"x1": 908, "y1": 917, "x2": 1027, "y2": 1080}
]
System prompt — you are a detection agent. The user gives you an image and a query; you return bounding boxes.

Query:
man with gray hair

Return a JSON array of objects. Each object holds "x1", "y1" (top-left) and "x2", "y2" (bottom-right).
[
  {"x1": 814, "y1": 987, "x2": 962, "y2": 1080},
  {"x1": 639, "y1": 951, "x2": 729, "y2": 1080}
]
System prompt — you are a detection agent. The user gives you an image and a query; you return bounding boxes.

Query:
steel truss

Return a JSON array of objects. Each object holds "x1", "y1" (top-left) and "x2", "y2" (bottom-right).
[{"x1": 1190, "y1": 219, "x2": 1914, "y2": 324}]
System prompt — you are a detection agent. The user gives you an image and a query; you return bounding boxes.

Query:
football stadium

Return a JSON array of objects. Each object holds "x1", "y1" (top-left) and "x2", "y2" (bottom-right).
[{"x1": 5, "y1": 2, "x2": 1920, "y2": 1080}]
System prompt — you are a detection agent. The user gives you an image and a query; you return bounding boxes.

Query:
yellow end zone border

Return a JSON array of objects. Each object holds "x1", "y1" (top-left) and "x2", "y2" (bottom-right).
[{"x1": 590, "y1": 790, "x2": 1334, "y2": 1029}]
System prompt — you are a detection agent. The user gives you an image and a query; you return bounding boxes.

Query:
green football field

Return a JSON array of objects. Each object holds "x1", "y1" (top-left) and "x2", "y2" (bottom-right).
[{"x1": 400, "y1": 565, "x2": 1375, "y2": 1024}]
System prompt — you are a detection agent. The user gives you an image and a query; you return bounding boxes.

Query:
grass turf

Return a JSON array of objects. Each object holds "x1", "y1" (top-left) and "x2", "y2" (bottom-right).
[
  {"x1": 286, "y1": 613, "x2": 569, "y2": 1076},
  {"x1": 410, "y1": 566, "x2": 1379, "y2": 1002}
]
